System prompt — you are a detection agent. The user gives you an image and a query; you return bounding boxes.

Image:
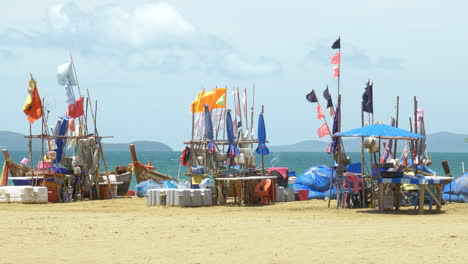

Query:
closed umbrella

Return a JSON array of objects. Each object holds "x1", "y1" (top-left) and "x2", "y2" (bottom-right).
[
  {"x1": 256, "y1": 112, "x2": 269, "y2": 174},
  {"x1": 204, "y1": 105, "x2": 219, "y2": 153},
  {"x1": 255, "y1": 112, "x2": 269, "y2": 155},
  {"x1": 226, "y1": 110, "x2": 240, "y2": 165}
]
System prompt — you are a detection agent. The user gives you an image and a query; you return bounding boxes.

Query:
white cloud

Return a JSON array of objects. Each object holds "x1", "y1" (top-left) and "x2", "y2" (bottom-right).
[
  {"x1": 0, "y1": 2, "x2": 280, "y2": 79},
  {"x1": 104, "y1": 3, "x2": 195, "y2": 47}
]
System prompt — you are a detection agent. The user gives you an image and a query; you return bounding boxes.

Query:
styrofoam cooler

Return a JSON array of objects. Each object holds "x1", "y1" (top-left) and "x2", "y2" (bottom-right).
[
  {"x1": 200, "y1": 189, "x2": 212, "y2": 206},
  {"x1": 147, "y1": 189, "x2": 212, "y2": 207},
  {"x1": 189, "y1": 189, "x2": 202, "y2": 206},
  {"x1": 276, "y1": 186, "x2": 295, "y2": 202},
  {"x1": 0, "y1": 186, "x2": 48, "y2": 204}
]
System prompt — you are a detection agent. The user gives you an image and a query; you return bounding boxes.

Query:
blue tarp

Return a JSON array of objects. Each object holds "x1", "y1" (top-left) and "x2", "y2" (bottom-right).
[
  {"x1": 334, "y1": 123, "x2": 424, "y2": 139},
  {"x1": 293, "y1": 165, "x2": 337, "y2": 200},
  {"x1": 443, "y1": 173, "x2": 468, "y2": 203}
]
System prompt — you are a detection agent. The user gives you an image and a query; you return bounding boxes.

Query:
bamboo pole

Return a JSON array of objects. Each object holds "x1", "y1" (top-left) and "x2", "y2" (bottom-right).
[
  {"x1": 361, "y1": 104, "x2": 366, "y2": 208},
  {"x1": 328, "y1": 149, "x2": 334, "y2": 208},
  {"x1": 413, "y1": 96, "x2": 418, "y2": 173},
  {"x1": 94, "y1": 100, "x2": 113, "y2": 199},
  {"x1": 244, "y1": 87, "x2": 248, "y2": 135},
  {"x1": 261, "y1": 105, "x2": 265, "y2": 174},
  {"x1": 250, "y1": 84, "x2": 255, "y2": 149},
  {"x1": 237, "y1": 87, "x2": 243, "y2": 137},
  {"x1": 394, "y1": 96, "x2": 400, "y2": 156}
]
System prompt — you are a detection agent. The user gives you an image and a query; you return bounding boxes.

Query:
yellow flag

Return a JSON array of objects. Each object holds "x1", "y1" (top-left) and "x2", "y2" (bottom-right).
[{"x1": 23, "y1": 75, "x2": 43, "y2": 123}]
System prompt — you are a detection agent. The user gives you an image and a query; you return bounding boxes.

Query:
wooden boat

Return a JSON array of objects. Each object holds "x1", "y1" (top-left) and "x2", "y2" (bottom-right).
[
  {"x1": 2, "y1": 149, "x2": 32, "y2": 177},
  {"x1": 129, "y1": 144, "x2": 176, "y2": 183},
  {"x1": 100, "y1": 166, "x2": 133, "y2": 196}
]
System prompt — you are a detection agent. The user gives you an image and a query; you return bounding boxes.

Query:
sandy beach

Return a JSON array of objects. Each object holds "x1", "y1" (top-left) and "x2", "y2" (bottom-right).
[{"x1": 0, "y1": 198, "x2": 466, "y2": 264}]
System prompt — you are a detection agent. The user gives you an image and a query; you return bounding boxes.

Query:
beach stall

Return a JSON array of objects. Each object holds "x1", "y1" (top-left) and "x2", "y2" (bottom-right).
[
  {"x1": 1, "y1": 56, "x2": 130, "y2": 203},
  {"x1": 178, "y1": 86, "x2": 289, "y2": 206},
  {"x1": 334, "y1": 123, "x2": 453, "y2": 213}
]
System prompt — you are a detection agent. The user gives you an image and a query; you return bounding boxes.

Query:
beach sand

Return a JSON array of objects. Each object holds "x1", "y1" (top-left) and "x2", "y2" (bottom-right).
[{"x1": 0, "y1": 198, "x2": 467, "y2": 264}]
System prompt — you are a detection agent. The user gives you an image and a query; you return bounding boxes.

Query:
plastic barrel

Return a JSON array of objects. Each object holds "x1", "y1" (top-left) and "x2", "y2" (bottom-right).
[{"x1": 297, "y1": 189, "x2": 310, "y2": 201}]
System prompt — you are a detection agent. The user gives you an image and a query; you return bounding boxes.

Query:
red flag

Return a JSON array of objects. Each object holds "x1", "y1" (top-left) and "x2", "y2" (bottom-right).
[
  {"x1": 67, "y1": 97, "x2": 84, "y2": 118},
  {"x1": 317, "y1": 105, "x2": 324, "y2": 120},
  {"x1": 331, "y1": 52, "x2": 340, "y2": 64},
  {"x1": 317, "y1": 123, "x2": 330, "y2": 138},
  {"x1": 332, "y1": 66, "x2": 340, "y2": 77}
]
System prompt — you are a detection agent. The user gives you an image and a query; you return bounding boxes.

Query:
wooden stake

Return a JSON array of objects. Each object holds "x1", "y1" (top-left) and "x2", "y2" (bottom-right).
[
  {"x1": 360, "y1": 104, "x2": 366, "y2": 208},
  {"x1": 394, "y1": 96, "x2": 399, "y2": 156}
]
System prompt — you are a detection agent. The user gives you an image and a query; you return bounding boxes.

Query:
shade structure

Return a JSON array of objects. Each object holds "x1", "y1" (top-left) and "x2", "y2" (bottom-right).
[
  {"x1": 225, "y1": 110, "x2": 240, "y2": 161},
  {"x1": 334, "y1": 123, "x2": 424, "y2": 140},
  {"x1": 255, "y1": 112, "x2": 270, "y2": 155},
  {"x1": 204, "y1": 105, "x2": 219, "y2": 153}
]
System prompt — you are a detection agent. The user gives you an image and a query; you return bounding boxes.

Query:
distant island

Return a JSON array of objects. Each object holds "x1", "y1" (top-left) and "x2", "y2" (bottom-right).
[
  {"x1": 270, "y1": 132, "x2": 468, "y2": 152},
  {"x1": 0, "y1": 131, "x2": 173, "y2": 152},
  {"x1": 1, "y1": 130, "x2": 467, "y2": 153}
]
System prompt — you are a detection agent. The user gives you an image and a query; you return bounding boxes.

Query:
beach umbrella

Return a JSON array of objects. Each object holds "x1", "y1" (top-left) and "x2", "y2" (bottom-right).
[
  {"x1": 226, "y1": 110, "x2": 240, "y2": 163},
  {"x1": 255, "y1": 112, "x2": 270, "y2": 155},
  {"x1": 334, "y1": 123, "x2": 424, "y2": 140},
  {"x1": 256, "y1": 112, "x2": 269, "y2": 174},
  {"x1": 204, "y1": 105, "x2": 219, "y2": 153}
]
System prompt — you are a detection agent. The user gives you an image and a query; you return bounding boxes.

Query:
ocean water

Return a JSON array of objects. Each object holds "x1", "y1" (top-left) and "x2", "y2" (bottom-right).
[{"x1": 2, "y1": 151, "x2": 468, "y2": 180}]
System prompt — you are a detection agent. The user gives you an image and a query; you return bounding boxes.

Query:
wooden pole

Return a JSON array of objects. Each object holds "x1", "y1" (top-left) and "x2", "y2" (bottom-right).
[
  {"x1": 29, "y1": 122, "x2": 33, "y2": 171},
  {"x1": 261, "y1": 105, "x2": 265, "y2": 174},
  {"x1": 413, "y1": 96, "x2": 418, "y2": 173},
  {"x1": 250, "y1": 84, "x2": 255, "y2": 149},
  {"x1": 338, "y1": 46, "x2": 341, "y2": 96},
  {"x1": 244, "y1": 87, "x2": 248, "y2": 135},
  {"x1": 394, "y1": 96, "x2": 400, "y2": 157},
  {"x1": 237, "y1": 87, "x2": 243, "y2": 137},
  {"x1": 360, "y1": 104, "x2": 366, "y2": 208},
  {"x1": 328, "y1": 149, "x2": 334, "y2": 208}
]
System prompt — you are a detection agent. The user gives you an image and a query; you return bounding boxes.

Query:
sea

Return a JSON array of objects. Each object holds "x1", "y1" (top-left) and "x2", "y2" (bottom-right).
[{"x1": 2, "y1": 151, "x2": 467, "y2": 183}]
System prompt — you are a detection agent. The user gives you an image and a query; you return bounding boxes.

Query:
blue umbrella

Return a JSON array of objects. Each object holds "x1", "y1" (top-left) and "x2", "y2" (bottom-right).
[
  {"x1": 334, "y1": 123, "x2": 424, "y2": 140},
  {"x1": 226, "y1": 110, "x2": 240, "y2": 162},
  {"x1": 255, "y1": 112, "x2": 270, "y2": 155},
  {"x1": 204, "y1": 105, "x2": 219, "y2": 153}
]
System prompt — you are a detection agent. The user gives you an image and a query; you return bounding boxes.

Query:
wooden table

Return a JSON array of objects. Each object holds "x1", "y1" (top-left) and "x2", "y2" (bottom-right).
[
  {"x1": 377, "y1": 176, "x2": 452, "y2": 214},
  {"x1": 215, "y1": 176, "x2": 278, "y2": 206}
]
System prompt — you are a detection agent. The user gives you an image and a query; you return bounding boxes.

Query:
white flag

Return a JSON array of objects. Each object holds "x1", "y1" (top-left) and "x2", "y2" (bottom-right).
[{"x1": 57, "y1": 58, "x2": 77, "y2": 86}]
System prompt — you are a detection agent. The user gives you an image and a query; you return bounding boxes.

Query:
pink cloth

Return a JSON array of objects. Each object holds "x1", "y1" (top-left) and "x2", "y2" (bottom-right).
[
  {"x1": 344, "y1": 172, "x2": 362, "y2": 194},
  {"x1": 267, "y1": 167, "x2": 289, "y2": 179}
]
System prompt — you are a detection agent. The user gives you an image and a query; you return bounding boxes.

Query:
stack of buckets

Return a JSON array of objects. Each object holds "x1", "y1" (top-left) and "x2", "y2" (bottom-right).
[{"x1": 42, "y1": 181, "x2": 60, "y2": 203}]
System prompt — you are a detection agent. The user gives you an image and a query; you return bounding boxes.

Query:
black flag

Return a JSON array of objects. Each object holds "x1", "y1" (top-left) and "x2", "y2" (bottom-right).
[
  {"x1": 323, "y1": 86, "x2": 334, "y2": 109},
  {"x1": 331, "y1": 37, "x2": 340, "y2": 49},
  {"x1": 306, "y1": 89, "x2": 318, "y2": 103},
  {"x1": 362, "y1": 81, "x2": 373, "y2": 113}
]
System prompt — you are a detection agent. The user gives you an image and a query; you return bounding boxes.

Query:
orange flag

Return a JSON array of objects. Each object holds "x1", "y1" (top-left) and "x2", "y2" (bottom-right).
[
  {"x1": 190, "y1": 90, "x2": 205, "y2": 113},
  {"x1": 23, "y1": 75, "x2": 42, "y2": 123},
  {"x1": 190, "y1": 87, "x2": 227, "y2": 113}
]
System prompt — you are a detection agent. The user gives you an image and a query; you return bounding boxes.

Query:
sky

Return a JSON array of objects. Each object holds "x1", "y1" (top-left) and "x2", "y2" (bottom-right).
[{"x1": 0, "y1": 0, "x2": 467, "y2": 150}]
